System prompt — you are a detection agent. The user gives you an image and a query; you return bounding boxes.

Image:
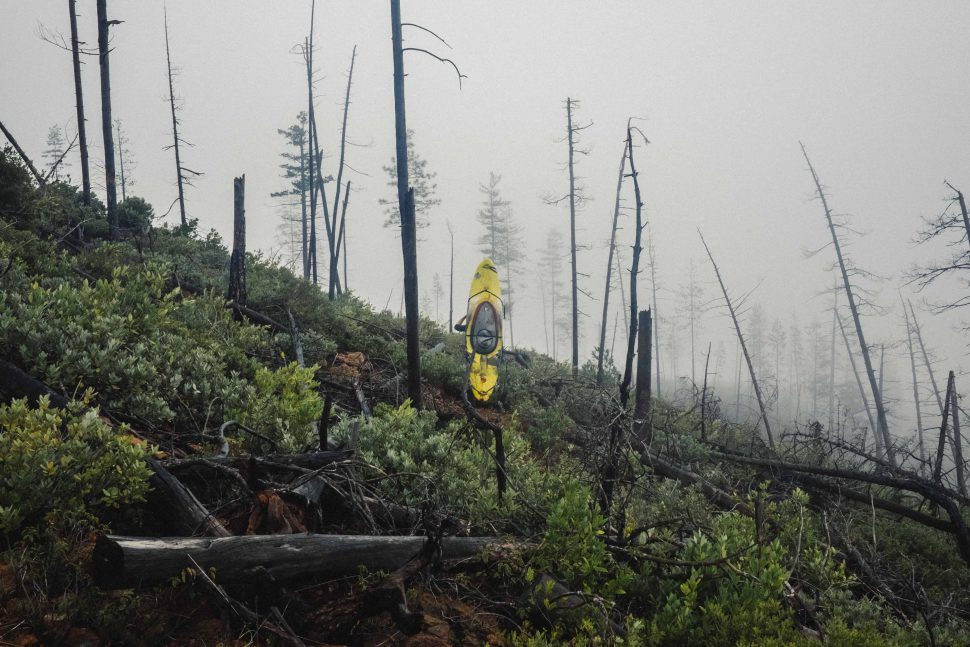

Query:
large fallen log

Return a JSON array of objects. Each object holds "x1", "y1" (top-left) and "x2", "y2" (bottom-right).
[
  {"x1": 0, "y1": 359, "x2": 69, "y2": 408},
  {"x1": 147, "y1": 458, "x2": 231, "y2": 537},
  {"x1": 93, "y1": 534, "x2": 515, "y2": 590}
]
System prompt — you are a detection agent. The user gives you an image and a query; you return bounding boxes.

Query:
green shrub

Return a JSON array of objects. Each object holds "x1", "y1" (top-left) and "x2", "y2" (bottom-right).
[
  {"x1": 0, "y1": 395, "x2": 152, "y2": 535},
  {"x1": 230, "y1": 362, "x2": 323, "y2": 452}
]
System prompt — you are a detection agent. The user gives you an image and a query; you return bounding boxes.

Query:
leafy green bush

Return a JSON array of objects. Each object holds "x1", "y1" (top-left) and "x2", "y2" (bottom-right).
[
  {"x1": 0, "y1": 395, "x2": 152, "y2": 535},
  {"x1": 0, "y1": 264, "x2": 266, "y2": 432},
  {"x1": 230, "y1": 362, "x2": 323, "y2": 452}
]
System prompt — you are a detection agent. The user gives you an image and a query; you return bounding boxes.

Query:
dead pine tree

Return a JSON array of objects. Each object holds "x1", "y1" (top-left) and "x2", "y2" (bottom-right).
[
  {"x1": 700, "y1": 231, "x2": 775, "y2": 450},
  {"x1": 837, "y1": 310, "x2": 880, "y2": 456},
  {"x1": 164, "y1": 7, "x2": 200, "y2": 230},
  {"x1": 647, "y1": 238, "x2": 661, "y2": 399},
  {"x1": 901, "y1": 294, "x2": 928, "y2": 474},
  {"x1": 69, "y1": 0, "x2": 91, "y2": 205},
  {"x1": 228, "y1": 175, "x2": 246, "y2": 311},
  {"x1": 801, "y1": 143, "x2": 894, "y2": 466},
  {"x1": 447, "y1": 220, "x2": 455, "y2": 330},
  {"x1": 563, "y1": 98, "x2": 591, "y2": 376},
  {"x1": 96, "y1": 0, "x2": 119, "y2": 238},
  {"x1": 596, "y1": 132, "x2": 628, "y2": 384},
  {"x1": 328, "y1": 46, "x2": 357, "y2": 300},
  {"x1": 619, "y1": 126, "x2": 645, "y2": 410},
  {"x1": 933, "y1": 371, "x2": 954, "y2": 486},
  {"x1": 951, "y1": 373, "x2": 967, "y2": 496}
]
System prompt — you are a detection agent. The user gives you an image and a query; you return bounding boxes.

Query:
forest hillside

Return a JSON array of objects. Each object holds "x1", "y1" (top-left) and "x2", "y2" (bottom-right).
[{"x1": 1, "y1": 147, "x2": 970, "y2": 646}]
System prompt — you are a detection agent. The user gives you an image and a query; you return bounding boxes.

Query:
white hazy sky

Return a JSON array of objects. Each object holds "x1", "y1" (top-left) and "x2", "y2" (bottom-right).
[{"x1": 3, "y1": 1, "x2": 970, "y2": 429}]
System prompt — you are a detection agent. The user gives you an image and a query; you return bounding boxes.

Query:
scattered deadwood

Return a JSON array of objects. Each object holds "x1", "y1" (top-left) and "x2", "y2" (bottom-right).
[
  {"x1": 147, "y1": 458, "x2": 231, "y2": 537},
  {"x1": 638, "y1": 445, "x2": 750, "y2": 515},
  {"x1": 93, "y1": 534, "x2": 514, "y2": 589},
  {"x1": 0, "y1": 119, "x2": 46, "y2": 186}
]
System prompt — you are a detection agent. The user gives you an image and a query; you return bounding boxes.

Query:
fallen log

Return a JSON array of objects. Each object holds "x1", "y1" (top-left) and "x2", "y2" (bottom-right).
[
  {"x1": 93, "y1": 534, "x2": 513, "y2": 589},
  {"x1": 0, "y1": 359, "x2": 70, "y2": 408},
  {"x1": 147, "y1": 458, "x2": 231, "y2": 537}
]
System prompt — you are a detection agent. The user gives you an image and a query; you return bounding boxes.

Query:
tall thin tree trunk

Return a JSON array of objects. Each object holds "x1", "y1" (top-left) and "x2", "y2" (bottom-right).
[
  {"x1": 700, "y1": 231, "x2": 775, "y2": 449},
  {"x1": 802, "y1": 144, "x2": 893, "y2": 466},
  {"x1": 299, "y1": 132, "x2": 308, "y2": 278},
  {"x1": 735, "y1": 339, "x2": 742, "y2": 421},
  {"x1": 566, "y1": 98, "x2": 580, "y2": 376},
  {"x1": 648, "y1": 240, "x2": 661, "y2": 399},
  {"x1": 69, "y1": 0, "x2": 91, "y2": 206},
  {"x1": 304, "y1": 14, "x2": 317, "y2": 283},
  {"x1": 0, "y1": 121, "x2": 45, "y2": 186},
  {"x1": 909, "y1": 300, "x2": 945, "y2": 416},
  {"x1": 164, "y1": 7, "x2": 187, "y2": 229},
  {"x1": 838, "y1": 309, "x2": 879, "y2": 454},
  {"x1": 329, "y1": 46, "x2": 357, "y2": 299},
  {"x1": 944, "y1": 182, "x2": 970, "y2": 249},
  {"x1": 951, "y1": 375, "x2": 967, "y2": 496},
  {"x1": 228, "y1": 175, "x2": 246, "y2": 308},
  {"x1": 934, "y1": 371, "x2": 954, "y2": 485},
  {"x1": 115, "y1": 120, "x2": 126, "y2": 201},
  {"x1": 391, "y1": 0, "x2": 421, "y2": 407},
  {"x1": 447, "y1": 221, "x2": 454, "y2": 331},
  {"x1": 619, "y1": 128, "x2": 644, "y2": 410},
  {"x1": 634, "y1": 309, "x2": 652, "y2": 440},
  {"x1": 96, "y1": 0, "x2": 118, "y2": 239},
  {"x1": 902, "y1": 298, "x2": 927, "y2": 474},
  {"x1": 334, "y1": 180, "x2": 351, "y2": 296},
  {"x1": 597, "y1": 140, "x2": 627, "y2": 384},
  {"x1": 828, "y1": 283, "x2": 838, "y2": 432},
  {"x1": 700, "y1": 342, "x2": 712, "y2": 441}
]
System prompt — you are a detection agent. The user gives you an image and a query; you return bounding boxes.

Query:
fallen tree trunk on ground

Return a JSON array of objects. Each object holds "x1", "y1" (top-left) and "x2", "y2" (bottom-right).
[
  {"x1": 93, "y1": 534, "x2": 517, "y2": 589},
  {"x1": 147, "y1": 458, "x2": 231, "y2": 537},
  {"x1": 0, "y1": 359, "x2": 70, "y2": 408}
]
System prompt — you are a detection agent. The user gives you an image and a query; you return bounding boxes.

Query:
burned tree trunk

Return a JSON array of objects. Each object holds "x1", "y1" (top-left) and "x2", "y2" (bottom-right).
[
  {"x1": 566, "y1": 98, "x2": 580, "y2": 376},
  {"x1": 164, "y1": 7, "x2": 187, "y2": 229},
  {"x1": 146, "y1": 459, "x2": 230, "y2": 538},
  {"x1": 902, "y1": 298, "x2": 928, "y2": 474},
  {"x1": 228, "y1": 175, "x2": 247, "y2": 309},
  {"x1": 700, "y1": 341, "x2": 711, "y2": 441},
  {"x1": 700, "y1": 231, "x2": 775, "y2": 449},
  {"x1": 0, "y1": 120, "x2": 45, "y2": 186},
  {"x1": 619, "y1": 128, "x2": 644, "y2": 409},
  {"x1": 909, "y1": 300, "x2": 945, "y2": 416},
  {"x1": 93, "y1": 534, "x2": 510, "y2": 590},
  {"x1": 391, "y1": 0, "x2": 422, "y2": 407},
  {"x1": 596, "y1": 140, "x2": 627, "y2": 384},
  {"x1": 329, "y1": 46, "x2": 357, "y2": 300},
  {"x1": 951, "y1": 373, "x2": 967, "y2": 496},
  {"x1": 68, "y1": 0, "x2": 91, "y2": 205},
  {"x1": 837, "y1": 311, "x2": 880, "y2": 456},
  {"x1": 633, "y1": 309, "x2": 652, "y2": 440},
  {"x1": 933, "y1": 371, "x2": 954, "y2": 486},
  {"x1": 801, "y1": 144, "x2": 894, "y2": 466},
  {"x1": 96, "y1": 0, "x2": 118, "y2": 239}
]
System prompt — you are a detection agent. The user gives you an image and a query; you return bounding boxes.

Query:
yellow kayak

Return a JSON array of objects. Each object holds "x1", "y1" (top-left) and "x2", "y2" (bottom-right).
[{"x1": 464, "y1": 258, "x2": 503, "y2": 401}]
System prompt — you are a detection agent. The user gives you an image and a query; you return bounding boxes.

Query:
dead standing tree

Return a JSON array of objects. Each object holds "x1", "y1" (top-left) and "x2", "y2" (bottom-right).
[
  {"x1": 389, "y1": 1, "x2": 465, "y2": 407},
  {"x1": 96, "y1": 0, "x2": 119, "y2": 239},
  {"x1": 700, "y1": 231, "x2": 775, "y2": 450},
  {"x1": 328, "y1": 46, "x2": 357, "y2": 300},
  {"x1": 901, "y1": 295, "x2": 928, "y2": 474},
  {"x1": 619, "y1": 127, "x2": 644, "y2": 411},
  {"x1": 228, "y1": 176, "x2": 246, "y2": 311},
  {"x1": 801, "y1": 143, "x2": 895, "y2": 466},
  {"x1": 596, "y1": 133, "x2": 628, "y2": 384},
  {"x1": 912, "y1": 182, "x2": 970, "y2": 313},
  {"x1": 164, "y1": 7, "x2": 201, "y2": 230},
  {"x1": 837, "y1": 309, "x2": 880, "y2": 456},
  {"x1": 563, "y1": 98, "x2": 591, "y2": 376},
  {"x1": 69, "y1": 0, "x2": 92, "y2": 205}
]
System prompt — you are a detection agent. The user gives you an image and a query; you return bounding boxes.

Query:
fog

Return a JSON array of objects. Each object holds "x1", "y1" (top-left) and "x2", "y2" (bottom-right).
[{"x1": 4, "y1": 1, "x2": 970, "y2": 434}]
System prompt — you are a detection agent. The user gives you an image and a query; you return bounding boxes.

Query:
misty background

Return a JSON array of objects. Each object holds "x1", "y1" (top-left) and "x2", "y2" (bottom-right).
[{"x1": 4, "y1": 1, "x2": 969, "y2": 435}]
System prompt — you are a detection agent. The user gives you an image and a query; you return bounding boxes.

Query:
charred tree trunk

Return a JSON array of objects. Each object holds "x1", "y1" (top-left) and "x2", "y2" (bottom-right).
[
  {"x1": 837, "y1": 311, "x2": 880, "y2": 456},
  {"x1": 333, "y1": 180, "x2": 351, "y2": 294},
  {"x1": 909, "y1": 300, "x2": 945, "y2": 416},
  {"x1": 0, "y1": 120, "x2": 45, "y2": 186},
  {"x1": 304, "y1": 20, "x2": 317, "y2": 282},
  {"x1": 146, "y1": 458, "x2": 230, "y2": 538},
  {"x1": 164, "y1": 8, "x2": 187, "y2": 229},
  {"x1": 933, "y1": 371, "x2": 954, "y2": 486},
  {"x1": 828, "y1": 284, "x2": 838, "y2": 432},
  {"x1": 115, "y1": 121, "x2": 126, "y2": 201},
  {"x1": 700, "y1": 342, "x2": 711, "y2": 441},
  {"x1": 648, "y1": 240, "x2": 661, "y2": 399},
  {"x1": 96, "y1": 0, "x2": 118, "y2": 239},
  {"x1": 447, "y1": 221, "x2": 455, "y2": 330},
  {"x1": 228, "y1": 175, "x2": 247, "y2": 309},
  {"x1": 951, "y1": 374, "x2": 967, "y2": 496},
  {"x1": 633, "y1": 309, "x2": 652, "y2": 440},
  {"x1": 619, "y1": 128, "x2": 644, "y2": 409},
  {"x1": 68, "y1": 0, "x2": 91, "y2": 206},
  {"x1": 700, "y1": 231, "x2": 775, "y2": 449},
  {"x1": 802, "y1": 144, "x2": 894, "y2": 466},
  {"x1": 328, "y1": 46, "x2": 357, "y2": 299},
  {"x1": 596, "y1": 140, "x2": 628, "y2": 384},
  {"x1": 94, "y1": 534, "x2": 510, "y2": 590},
  {"x1": 902, "y1": 298, "x2": 928, "y2": 474},
  {"x1": 391, "y1": 0, "x2": 422, "y2": 407},
  {"x1": 945, "y1": 181, "x2": 970, "y2": 250},
  {"x1": 566, "y1": 98, "x2": 579, "y2": 376}
]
